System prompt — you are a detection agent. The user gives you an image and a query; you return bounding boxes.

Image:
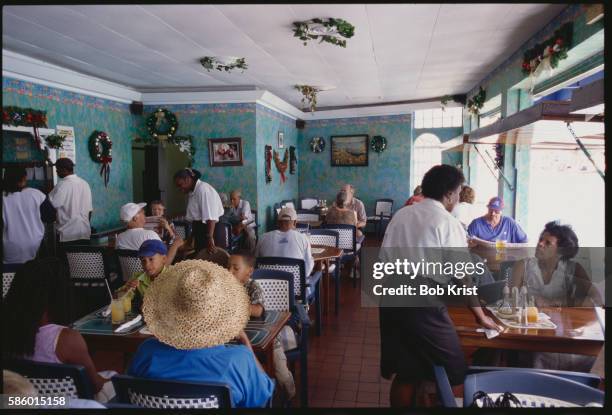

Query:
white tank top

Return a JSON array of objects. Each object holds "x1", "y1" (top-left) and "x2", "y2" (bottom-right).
[{"x1": 523, "y1": 257, "x2": 576, "y2": 306}]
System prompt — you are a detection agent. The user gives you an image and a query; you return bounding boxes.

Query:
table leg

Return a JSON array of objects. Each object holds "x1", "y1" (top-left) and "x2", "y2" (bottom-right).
[{"x1": 325, "y1": 259, "x2": 330, "y2": 316}]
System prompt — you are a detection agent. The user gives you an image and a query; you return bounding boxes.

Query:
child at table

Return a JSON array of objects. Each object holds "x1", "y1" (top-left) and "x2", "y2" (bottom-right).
[
  {"x1": 116, "y1": 239, "x2": 170, "y2": 313},
  {"x1": 2, "y1": 258, "x2": 116, "y2": 403},
  {"x1": 228, "y1": 251, "x2": 296, "y2": 403}
]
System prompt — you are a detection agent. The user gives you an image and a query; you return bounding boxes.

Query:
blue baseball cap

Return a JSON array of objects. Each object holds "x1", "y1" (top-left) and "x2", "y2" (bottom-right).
[
  {"x1": 487, "y1": 197, "x2": 504, "y2": 211},
  {"x1": 138, "y1": 239, "x2": 168, "y2": 257}
]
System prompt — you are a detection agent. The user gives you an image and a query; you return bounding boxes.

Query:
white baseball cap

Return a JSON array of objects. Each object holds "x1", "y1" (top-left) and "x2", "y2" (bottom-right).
[
  {"x1": 120, "y1": 202, "x2": 147, "y2": 222},
  {"x1": 278, "y1": 207, "x2": 297, "y2": 221}
]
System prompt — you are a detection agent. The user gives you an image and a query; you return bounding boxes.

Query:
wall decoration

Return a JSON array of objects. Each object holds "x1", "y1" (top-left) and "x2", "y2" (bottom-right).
[
  {"x1": 171, "y1": 135, "x2": 196, "y2": 164},
  {"x1": 200, "y1": 56, "x2": 248, "y2": 73},
  {"x1": 278, "y1": 131, "x2": 285, "y2": 149},
  {"x1": 370, "y1": 135, "x2": 387, "y2": 153},
  {"x1": 521, "y1": 22, "x2": 573, "y2": 92},
  {"x1": 467, "y1": 87, "x2": 487, "y2": 116},
  {"x1": 146, "y1": 108, "x2": 178, "y2": 140},
  {"x1": 331, "y1": 134, "x2": 369, "y2": 167},
  {"x1": 208, "y1": 137, "x2": 243, "y2": 167},
  {"x1": 310, "y1": 136, "x2": 326, "y2": 153},
  {"x1": 3, "y1": 106, "x2": 48, "y2": 147},
  {"x1": 89, "y1": 131, "x2": 112, "y2": 187},
  {"x1": 44, "y1": 134, "x2": 65, "y2": 149},
  {"x1": 293, "y1": 18, "x2": 355, "y2": 47},
  {"x1": 273, "y1": 149, "x2": 289, "y2": 182},
  {"x1": 265, "y1": 145, "x2": 272, "y2": 183},
  {"x1": 289, "y1": 146, "x2": 297, "y2": 174}
]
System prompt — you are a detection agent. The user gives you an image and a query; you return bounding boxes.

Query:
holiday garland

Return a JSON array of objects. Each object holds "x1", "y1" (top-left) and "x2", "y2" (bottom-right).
[
  {"x1": 89, "y1": 131, "x2": 112, "y2": 187},
  {"x1": 310, "y1": 136, "x2": 325, "y2": 153},
  {"x1": 295, "y1": 85, "x2": 319, "y2": 113},
  {"x1": 467, "y1": 87, "x2": 486, "y2": 116},
  {"x1": 45, "y1": 134, "x2": 65, "y2": 149},
  {"x1": 289, "y1": 146, "x2": 297, "y2": 174},
  {"x1": 200, "y1": 56, "x2": 248, "y2": 73},
  {"x1": 265, "y1": 145, "x2": 272, "y2": 183},
  {"x1": 146, "y1": 108, "x2": 178, "y2": 140},
  {"x1": 273, "y1": 149, "x2": 289, "y2": 183},
  {"x1": 521, "y1": 22, "x2": 573, "y2": 77},
  {"x1": 3, "y1": 106, "x2": 48, "y2": 147},
  {"x1": 371, "y1": 135, "x2": 387, "y2": 153},
  {"x1": 293, "y1": 18, "x2": 355, "y2": 47},
  {"x1": 171, "y1": 135, "x2": 196, "y2": 163}
]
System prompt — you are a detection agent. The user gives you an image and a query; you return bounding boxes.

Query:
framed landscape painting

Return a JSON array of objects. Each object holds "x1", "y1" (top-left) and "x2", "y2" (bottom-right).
[
  {"x1": 208, "y1": 137, "x2": 243, "y2": 166},
  {"x1": 330, "y1": 134, "x2": 369, "y2": 166}
]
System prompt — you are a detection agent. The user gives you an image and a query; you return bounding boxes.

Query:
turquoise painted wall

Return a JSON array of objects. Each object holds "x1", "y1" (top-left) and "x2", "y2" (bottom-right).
[
  {"x1": 142, "y1": 103, "x2": 257, "y2": 216},
  {"x1": 299, "y1": 114, "x2": 412, "y2": 215},
  {"x1": 256, "y1": 105, "x2": 299, "y2": 232},
  {"x1": 2, "y1": 77, "x2": 136, "y2": 231}
]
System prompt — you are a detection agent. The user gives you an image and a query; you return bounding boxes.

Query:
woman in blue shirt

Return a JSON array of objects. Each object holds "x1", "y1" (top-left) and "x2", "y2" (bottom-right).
[{"x1": 128, "y1": 260, "x2": 274, "y2": 408}]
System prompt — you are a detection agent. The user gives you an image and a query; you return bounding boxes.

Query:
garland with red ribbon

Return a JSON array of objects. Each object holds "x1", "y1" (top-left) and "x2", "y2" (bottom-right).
[
  {"x1": 2, "y1": 106, "x2": 48, "y2": 147},
  {"x1": 265, "y1": 145, "x2": 272, "y2": 183},
  {"x1": 89, "y1": 131, "x2": 112, "y2": 187}
]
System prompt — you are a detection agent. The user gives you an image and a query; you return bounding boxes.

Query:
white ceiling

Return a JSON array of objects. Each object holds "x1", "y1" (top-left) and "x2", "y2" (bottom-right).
[{"x1": 2, "y1": 4, "x2": 567, "y2": 109}]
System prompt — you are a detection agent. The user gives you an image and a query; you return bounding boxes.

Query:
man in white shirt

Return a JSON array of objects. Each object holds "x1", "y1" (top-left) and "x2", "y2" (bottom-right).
[
  {"x1": 379, "y1": 164, "x2": 501, "y2": 407},
  {"x1": 49, "y1": 158, "x2": 93, "y2": 245},
  {"x1": 227, "y1": 189, "x2": 257, "y2": 252},
  {"x1": 255, "y1": 207, "x2": 314, "y2": 276},
  {"x1": 174, "y1": 168, "x2": 224, "y2": 254},
  {"x1": 116, "y1": 202, "x2": 182, "y2": 264}
]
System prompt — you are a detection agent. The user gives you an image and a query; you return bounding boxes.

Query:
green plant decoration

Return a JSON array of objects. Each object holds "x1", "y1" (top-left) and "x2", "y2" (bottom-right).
[
  {"x1": 295, "y1": 85, "x2": 320, "y2": 113},
  {"x1": 467, "y1": 87, "x2": 487, "y2": 116},
  {"x1": 293, "y1": 18, "x2": 355, "y2": 47},
  {"x1": 200, "y1": 56, "x2": 248, "y2": 73}
]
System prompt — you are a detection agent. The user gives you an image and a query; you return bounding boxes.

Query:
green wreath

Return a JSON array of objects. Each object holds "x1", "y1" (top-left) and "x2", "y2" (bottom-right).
[
  {"x1": 146, "y1": 108, "x2": 178, "y2": 139},
  {"x1": 89, "y1": 131, "x2": 112, "y2": 163},
  {"x1": 371, "y1": 135, "x2": 387, "y2": 153}
]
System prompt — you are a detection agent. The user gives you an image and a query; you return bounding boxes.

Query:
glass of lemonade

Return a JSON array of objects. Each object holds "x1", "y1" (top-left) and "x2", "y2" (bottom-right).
[
  {"x1": 495, "y1": 239, "x2": 506, "y2": 253},
  {"x1": 111, "y1": 298, "x2": 126, "y2": 324}
]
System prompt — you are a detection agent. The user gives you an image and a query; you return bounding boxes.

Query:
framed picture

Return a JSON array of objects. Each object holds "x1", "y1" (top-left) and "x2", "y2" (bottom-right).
[
  {"x1": 278, "y1": 131, "x2": 285, "y2": 149},
  {"x1": 208, "y1": 137, "x2": 243, "y2": 167},
  {"x1": 330, "y1": 134, "x2": 369, "y2": 166}
]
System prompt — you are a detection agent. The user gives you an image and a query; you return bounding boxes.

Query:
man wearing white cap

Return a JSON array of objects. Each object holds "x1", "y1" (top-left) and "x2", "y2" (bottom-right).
[
  {"x1": 254, "y1": 207, "x2": 314, "y2": 276},
  {"x1": 116, "y1": 202, "x2": 182, "y2": 264}
]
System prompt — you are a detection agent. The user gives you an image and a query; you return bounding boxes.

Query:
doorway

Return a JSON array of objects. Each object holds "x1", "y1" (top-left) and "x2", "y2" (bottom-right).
[{"x1": 131, "y1": 144, "x2": 160, "y2": 205}]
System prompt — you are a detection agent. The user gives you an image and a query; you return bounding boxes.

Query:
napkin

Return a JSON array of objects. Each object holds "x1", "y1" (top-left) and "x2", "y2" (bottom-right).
[
  {"x1": 476, "y1": 327, "x2": 500, "y2": 339},
  {"x1": 101, "y1": 306, "x2": 111, "y2": 317},
  {"x1": 114, "y1": 314, "x2": 142, "y2": 333}
]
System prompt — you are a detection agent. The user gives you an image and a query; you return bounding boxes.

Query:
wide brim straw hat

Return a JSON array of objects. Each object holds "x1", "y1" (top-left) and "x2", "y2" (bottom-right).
[{"x1": 142, "y1": 259, "x2": 250, "y2": 350}]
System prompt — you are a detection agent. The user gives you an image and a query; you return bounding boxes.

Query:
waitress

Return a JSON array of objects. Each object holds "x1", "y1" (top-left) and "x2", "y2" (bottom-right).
[{"x1": 174, "y1": 168, "x2": 224, "y2": 253}]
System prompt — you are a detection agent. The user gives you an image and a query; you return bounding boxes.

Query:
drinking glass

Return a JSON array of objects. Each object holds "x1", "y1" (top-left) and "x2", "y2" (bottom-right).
[{"x1": 111, "y1": 298, "x2": 125, "y2": 324}]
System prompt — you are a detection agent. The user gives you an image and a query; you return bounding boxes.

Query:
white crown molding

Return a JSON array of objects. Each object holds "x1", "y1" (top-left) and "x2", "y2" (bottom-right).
[{"x1": 3, "y1": 50, "x2": 141, "y2": 103}]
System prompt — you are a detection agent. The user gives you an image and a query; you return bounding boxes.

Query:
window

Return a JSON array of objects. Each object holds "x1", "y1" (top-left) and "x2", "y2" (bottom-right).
[
  {"x1": 414, "y1": 107, "x2": 462, "y2": 129},
  {"x1": 413, "y1": 133, "x2": 442, "y2": 188}
]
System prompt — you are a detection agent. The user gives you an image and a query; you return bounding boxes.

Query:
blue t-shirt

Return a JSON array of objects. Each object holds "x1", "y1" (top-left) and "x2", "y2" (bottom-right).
[
  {"x1": 128, "y1": 338, "x2": 275, "y2": 408},
  {"x1": 467, "y1": 216, "x2": 528, "y2": 243}
]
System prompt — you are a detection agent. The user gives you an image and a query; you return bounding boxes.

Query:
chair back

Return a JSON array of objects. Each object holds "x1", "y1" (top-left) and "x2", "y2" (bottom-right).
[
  {"x1": 5, "y1": 359, "x2": 94, "y2": 399},
  {"x1": 280, "y1": 200, "x2": 295, "y2": 210},
  {"x1": 296, "y1": 209, "x2": 319, "y2": 222},
  {"x1": 213, "y1": 222, "x2": 232, "y2": 250},
  {"x1": 300, "y1": 198, "x2": 318, "y2": 210},
  {"x1": 3, "y1": 272, "x2": 15, "y2": 298},
  {"x1": 321, "y1": 224, "x2": 356, "y2": 253},
  {"x1": 252, "y1": 269, "x2": 295, "y2": 312},
  {"x1": 308, "y1": 229, "x2": 339, "y2": 248},
  {"x1": 463, "y1": 370, "x2": 604, "y2": 407},
  {"x1": 256, "y1": 257, "x2": 307, "y2": 302},
  {"x1": 172, "y1": 220, "x2": 191, "y2": 240},
  {"x1": 112, "y1": 375, "x2": 232, "y2": 409},
  {"x1": 193, "y1": 247, "x2": 230, "y2": 268},
  {"x1": 375, "y1": 198, "x2": 394, "y2": 216},
  {"x1": 63, "y1": 246, "x2": 109, "y2": 280},
  {"x1": 115, "y1": 249, "x2": 143, "y2": 282},
  {"x1": 295, "y1": 223, "x2": 309, "y2": 234}
]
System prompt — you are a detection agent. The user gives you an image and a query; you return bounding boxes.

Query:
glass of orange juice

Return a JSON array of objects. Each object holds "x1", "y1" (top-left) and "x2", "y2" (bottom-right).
[
  {"x1": 495, "y1": 239, "x2": 506, "y2": 253},
  {"x1": 111, "y1": 298, "x2": 125, "y2": 324}
]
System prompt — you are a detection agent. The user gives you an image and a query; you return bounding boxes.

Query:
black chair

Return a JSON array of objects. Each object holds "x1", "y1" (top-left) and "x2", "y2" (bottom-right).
[
  {"x1": 300, "y1": 197, "x2": 318, "y2": 210},
  {"x1": 307, "y1": 229, "x2": 341, "y2": 315},
  {"x1": 295, "y1": 223, "x2": 309, "y2": 234},
  {"x1": 112, "y1": 375, "x2": 232, "y2": 408},
  {"x1": 3, "y1": 271, "x2": 16, "y2": 298},
  {"x1": 321, "y1": 224, "x2": 362, "y2": 288},
  {"x1": 367, "y1": 198, "x2": 394, "y2": 238},
  {"x1": 252, "y1": 269, "x2": 310, "y2": 407},
  {"x1": 477, "y1": 280, "x2": 507, "y2": 305},
  {"x1": 433, "y1": 364, "x2": 603, "y2": 407},
  {"x1": 172, "y1": 220, "x2": 192, "y2": 240},
  {"x1": 63, "y1": 245, "x2": 114, "y2": 320},
  {"x1": 213, "y1": 222, "x2": 241, "y2": 254},
  {"x1": 256, "y1": 257, "x2": 322, "y2": 336},
  {"x1": 5, "y1": 359, "x2": 94, "y2": 399},
  {"x1": 114, "y1": 249, "x2": 143, "y2": 282}
]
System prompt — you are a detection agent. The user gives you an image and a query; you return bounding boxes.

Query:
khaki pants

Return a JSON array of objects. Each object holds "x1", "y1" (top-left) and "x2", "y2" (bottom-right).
[{"x1": 273, "y1": 343, "x2": 296, "y2": 401}]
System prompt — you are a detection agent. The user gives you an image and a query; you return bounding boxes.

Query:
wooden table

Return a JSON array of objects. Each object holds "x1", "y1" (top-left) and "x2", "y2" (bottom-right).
[
  {"x1": 448, "y1": 306, "x2": 604, "y2": 356},
  {"x1": 312, "y1": 245, "x2": 343, "y2": 315},
  {"x1": 470, "y1": 245, "x2": 532, "y2": 272},
  {"x1": 74, "y1": 308, "x2": 290, "y2": 377}
]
